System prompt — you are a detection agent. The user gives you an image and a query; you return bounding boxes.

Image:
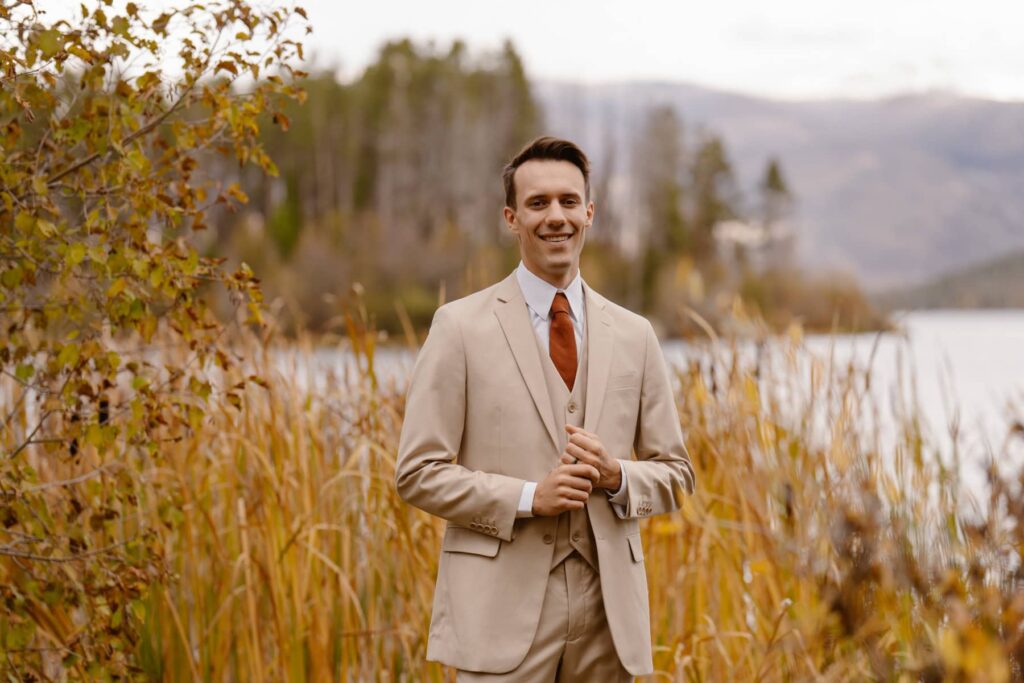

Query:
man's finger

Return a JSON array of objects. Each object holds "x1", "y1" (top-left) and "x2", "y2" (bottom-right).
[
  {"x1": 559, "y1": 451, "x2": 576, "y2": 465},
  {"x1": 564, "y1": 475, "x2": 593, "y2": 492},
  {"x1": 565, "y1": 462, "x2": 600, "y2": 483},
  {"x1": 566, "y1": 442, "x2": 595, "y2": 464},
  {"x1": 561, "y1": 485, "x2": 589, "y2": 502},
  {"x1": 568, "y1": 431, "x2": 601, "y2": 453},
  {"x1": 565, "y1": 424, "x2": 598, "y2": 440}
]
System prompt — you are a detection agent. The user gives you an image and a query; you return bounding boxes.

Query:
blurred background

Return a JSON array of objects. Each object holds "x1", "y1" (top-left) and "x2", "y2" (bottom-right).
[
  {"x1": 40, "y1": 0, "x2": 1021, "y2": 447},
  {"x1": 184, "y1": 0, "x2": 1024, "y2": 340}
]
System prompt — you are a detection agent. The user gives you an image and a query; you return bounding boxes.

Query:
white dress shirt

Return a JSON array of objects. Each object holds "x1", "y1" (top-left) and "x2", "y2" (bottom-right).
[{"x1": 513, "y1": 261, "x2": 629, "y2": 517}]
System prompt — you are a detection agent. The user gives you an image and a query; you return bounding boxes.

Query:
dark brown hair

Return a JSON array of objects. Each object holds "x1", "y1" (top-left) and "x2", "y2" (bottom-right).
[{"x1": 502, "y1": 136, "x2": 591, "y2": 209}]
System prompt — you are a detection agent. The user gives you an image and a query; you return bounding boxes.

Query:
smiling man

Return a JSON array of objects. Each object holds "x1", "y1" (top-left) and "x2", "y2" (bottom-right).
[{"x1": 396, "y1": 136, "x2": 696, "y2": 681}]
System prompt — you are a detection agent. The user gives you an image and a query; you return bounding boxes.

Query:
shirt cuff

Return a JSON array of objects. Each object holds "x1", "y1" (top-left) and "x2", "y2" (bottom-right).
[
  {"x1": 606, "y1": 461, "x2": 628, "y2": 503},
  {"x1": 516, "y1": 481, "x2": 537, "y2": 518},
  {"x1": 606, "y1": 462, "x2": 628, "y2": 518}
]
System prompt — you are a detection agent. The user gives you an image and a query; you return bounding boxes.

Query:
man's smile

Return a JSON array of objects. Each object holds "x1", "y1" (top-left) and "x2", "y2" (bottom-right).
[{"x1": 541, "y1": 233, "x2": 573, "y2": 243}]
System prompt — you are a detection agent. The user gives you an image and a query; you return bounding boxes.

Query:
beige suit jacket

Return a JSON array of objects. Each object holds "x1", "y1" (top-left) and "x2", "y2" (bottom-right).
[{"x1": 395, "y1": 271, "x2": 696, "y2": 676}]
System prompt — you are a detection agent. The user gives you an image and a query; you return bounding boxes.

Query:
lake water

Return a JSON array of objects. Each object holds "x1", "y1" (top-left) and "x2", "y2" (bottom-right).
[{"x1": 301, "y1": 309, "x2": 1024, "y2": 498}]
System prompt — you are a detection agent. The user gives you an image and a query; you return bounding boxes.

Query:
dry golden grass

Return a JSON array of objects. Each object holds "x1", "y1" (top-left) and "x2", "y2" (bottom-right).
[{"x1": 4, "y1": 321, "x2": 1023, "y2": 681}]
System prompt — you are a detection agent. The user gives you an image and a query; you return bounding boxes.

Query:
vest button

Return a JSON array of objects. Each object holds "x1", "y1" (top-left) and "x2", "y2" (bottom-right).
[
  {"x1": 567, "y1": 402, "x2": 577, "y2": 413},
  {"x1": 571, "y1": 532, "x2": 581, "y2": 542},
  {"x1": 543, "y1": 534, "x2": 554, "y2": 544}
]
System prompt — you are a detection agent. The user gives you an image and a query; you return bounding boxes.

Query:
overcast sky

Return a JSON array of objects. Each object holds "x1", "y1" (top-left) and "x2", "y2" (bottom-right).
[{"x1": 304, "y1": 0, "x2": 1024, "y2": 101}]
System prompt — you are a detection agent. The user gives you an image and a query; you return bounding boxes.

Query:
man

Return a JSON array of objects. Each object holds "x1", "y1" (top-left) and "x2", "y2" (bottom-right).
[{"x1": 395, "y1": 136, "x2": 696, "y2": 681}]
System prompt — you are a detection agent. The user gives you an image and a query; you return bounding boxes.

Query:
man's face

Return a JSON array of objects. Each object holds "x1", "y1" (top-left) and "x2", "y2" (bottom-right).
[{"x1": 503, "y1": 159, "x2": 594, "y2": 288}]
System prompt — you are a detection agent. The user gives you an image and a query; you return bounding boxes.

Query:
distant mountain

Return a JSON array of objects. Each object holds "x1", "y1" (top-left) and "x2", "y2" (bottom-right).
[
  {"x1": 874, "y1": 249, "x2": 1024, "y2": 310},
  {"x1": 535, "y1": 81, "x2": 1024, "y2": 289}
]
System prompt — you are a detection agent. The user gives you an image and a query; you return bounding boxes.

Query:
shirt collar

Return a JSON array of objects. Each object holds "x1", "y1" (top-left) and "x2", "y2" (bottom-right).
[{"x1": 515, "y1": 261, "x2": 584, "y2": 322}]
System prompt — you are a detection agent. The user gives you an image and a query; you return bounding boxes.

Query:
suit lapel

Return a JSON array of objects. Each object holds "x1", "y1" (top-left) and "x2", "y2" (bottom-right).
[
  {"x1": 493, "y1": 274, "x2": 560, "y2": 452},
  {"x1": 583, "y1": 283, "x2": 613, "y2": 433}
]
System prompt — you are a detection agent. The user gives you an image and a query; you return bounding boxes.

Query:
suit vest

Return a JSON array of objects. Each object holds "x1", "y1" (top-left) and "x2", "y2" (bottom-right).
[{"x1": 533, "y1": 329, "x2": 599, "y2": 571}]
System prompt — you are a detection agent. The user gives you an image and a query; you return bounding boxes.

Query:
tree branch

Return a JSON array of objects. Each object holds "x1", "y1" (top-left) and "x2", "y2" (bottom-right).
[
  {"x1": 0, "y1": 540, "x2": 131, "y2": 563},
  {"x1": 22, "y1": 463, "x2": 119, "y2": 493}
]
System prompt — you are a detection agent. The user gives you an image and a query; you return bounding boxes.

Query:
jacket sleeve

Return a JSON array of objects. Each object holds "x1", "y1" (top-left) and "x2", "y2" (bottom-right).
[
  {"x1": 616, "y1": 320, "x2": 697, "y2": 519},
  {"x1": 394, "y1": 305, "x2": 524, "y2": 541}
]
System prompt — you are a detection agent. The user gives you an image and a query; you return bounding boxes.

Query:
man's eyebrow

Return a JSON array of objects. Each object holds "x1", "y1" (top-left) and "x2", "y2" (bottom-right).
[{"x1": 524, "y1": 191, "x2": 581, "y2": 201}]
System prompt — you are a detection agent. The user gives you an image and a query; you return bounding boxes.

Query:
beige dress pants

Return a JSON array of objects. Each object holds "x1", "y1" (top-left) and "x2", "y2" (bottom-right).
[{"x1": 456, "y1": 554, "x2": 632, "y2": 682}]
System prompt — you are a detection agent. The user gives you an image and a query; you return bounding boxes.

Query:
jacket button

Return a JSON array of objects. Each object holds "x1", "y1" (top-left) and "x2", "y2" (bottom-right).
[{"x1": 543, "y1": 534, "x2": 554, "y2": 544}]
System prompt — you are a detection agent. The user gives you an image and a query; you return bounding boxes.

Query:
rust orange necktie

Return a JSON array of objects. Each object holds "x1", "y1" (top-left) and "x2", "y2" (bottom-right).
[{"x1": 549, "y1": 292, "x2": 577, "y2": 391}]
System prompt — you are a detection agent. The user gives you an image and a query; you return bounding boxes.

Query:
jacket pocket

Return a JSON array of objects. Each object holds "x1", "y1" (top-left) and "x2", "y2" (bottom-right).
[
  {"x1": 608, "y1": 371, "x2": 639, "y2": 391},
  {"x1": 442, "y1": 526, "x2": 501, "y2": 557},
  {"x1": 626, "y1": 532, "x2": 644, "y2": 563}
]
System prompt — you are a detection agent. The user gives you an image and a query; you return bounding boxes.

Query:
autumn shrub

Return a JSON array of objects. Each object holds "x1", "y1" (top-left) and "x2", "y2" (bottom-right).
[{"x1": 0, "y1": 0, "x2": 306, "y2": 677}]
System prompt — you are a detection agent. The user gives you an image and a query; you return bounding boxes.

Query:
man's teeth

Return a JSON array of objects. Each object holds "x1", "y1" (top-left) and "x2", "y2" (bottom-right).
[{"x1": 543, "y1": 235, "x2": 570, "y2": 242}]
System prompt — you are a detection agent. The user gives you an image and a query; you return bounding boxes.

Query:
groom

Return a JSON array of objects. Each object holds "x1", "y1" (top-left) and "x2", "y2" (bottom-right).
[{"x1": 396, "y1": 136, "x2": 696, "y2": 680}]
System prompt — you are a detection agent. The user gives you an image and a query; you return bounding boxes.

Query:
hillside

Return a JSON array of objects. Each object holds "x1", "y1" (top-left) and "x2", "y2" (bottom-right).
[
  {"x1": 536, "y1": 81, "x2": 1024, "y2": 289},
  {"x1": 875, "y1": 250, "x2": 1024, "y2": 310}
]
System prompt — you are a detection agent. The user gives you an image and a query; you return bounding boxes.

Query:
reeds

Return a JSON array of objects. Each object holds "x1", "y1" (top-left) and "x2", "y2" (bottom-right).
[{"x1": 2, "y1": 320, "x2": 1023, "y2": 681}]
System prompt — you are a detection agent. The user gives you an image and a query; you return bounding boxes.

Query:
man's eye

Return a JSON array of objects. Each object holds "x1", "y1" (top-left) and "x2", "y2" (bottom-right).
[
  {"x1": 530, "y1": 201, "x2": 546, "y2": 208},
  {"x1": 563, "y1": 199, "x2": 578, "y2": 206}
]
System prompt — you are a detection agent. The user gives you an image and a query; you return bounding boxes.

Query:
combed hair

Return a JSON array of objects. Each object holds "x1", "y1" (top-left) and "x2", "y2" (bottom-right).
[{"x1": 502, "y1": 136, "x2": 591, "y2": 209}]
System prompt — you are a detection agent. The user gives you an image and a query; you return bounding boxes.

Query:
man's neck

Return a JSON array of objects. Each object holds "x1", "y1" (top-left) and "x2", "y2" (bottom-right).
[{"x1": 521, "y1": 262, "x2": 577, "y2": 290}]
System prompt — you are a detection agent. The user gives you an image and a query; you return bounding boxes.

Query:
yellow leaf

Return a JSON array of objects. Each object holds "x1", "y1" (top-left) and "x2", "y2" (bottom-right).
[
  {"x1": 226, "y1": 183, "x2": 248, "y2": 203},
  {"x1": 85, "y1": 423, "x2": 104, "y2": 447},
  {"x1": 111, "y1": 16, "x2": 129, "y2": 37},
  {"x1": 57, "y1": 343, "x2": 80, "y2": 368},
  {"x1": 68, "y1": 45, "x2": 93, "y2": 63},
  {"x1": 14, "y1": 212, "x2": 34, "y2": 234},
  {"x1": 66, "y1": 242, "x2": 86, "y2": 267},
  {"x1": 37, "y1": 29, "x2": 62, "y2": 59}
]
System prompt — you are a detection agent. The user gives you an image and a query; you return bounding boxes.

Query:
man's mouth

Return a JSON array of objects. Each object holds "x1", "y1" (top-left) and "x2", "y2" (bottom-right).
[{"x1": 541, "y1": 234, "x2": 572, "y2": 243}]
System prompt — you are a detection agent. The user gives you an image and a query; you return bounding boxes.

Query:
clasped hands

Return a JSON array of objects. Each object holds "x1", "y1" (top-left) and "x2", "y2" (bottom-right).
[{"x1": 531, "y1": 425, "x2": 622, "y2": 517}]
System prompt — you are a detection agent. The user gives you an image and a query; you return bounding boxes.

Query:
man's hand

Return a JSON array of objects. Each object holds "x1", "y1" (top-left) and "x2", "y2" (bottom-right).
[
  {"x1": 564, "y1": 424, "x2": 622, "y2": 491},
  {"x1": 532, "y1": 460, "x2": 600, "y2": 517}
]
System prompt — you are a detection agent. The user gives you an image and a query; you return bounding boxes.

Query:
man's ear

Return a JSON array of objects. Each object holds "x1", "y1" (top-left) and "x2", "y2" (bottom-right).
[
  {"x1": 503, "y1": 206, "x2": 519, "y2": 236},
  {"x1": 586, "y1": 200, "x2": 595, "y2": 227}
]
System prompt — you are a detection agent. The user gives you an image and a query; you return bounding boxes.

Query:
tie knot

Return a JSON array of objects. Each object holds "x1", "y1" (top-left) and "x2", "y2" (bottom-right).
[{"x1": 550, "y1": 292, "x2": 571, "y2": 318}]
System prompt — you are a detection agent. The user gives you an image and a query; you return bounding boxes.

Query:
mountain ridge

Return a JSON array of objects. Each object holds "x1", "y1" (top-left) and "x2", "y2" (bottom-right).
[
  {"x1": 535, "y1": 80, "x2": 1024, "y2": 288},
  {"x1": 875, "y1": 249, "x2": 1024, "y2": 309}
]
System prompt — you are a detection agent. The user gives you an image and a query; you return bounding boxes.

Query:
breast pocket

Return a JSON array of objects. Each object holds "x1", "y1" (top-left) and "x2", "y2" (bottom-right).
[{"x1": 608, "y1": 371, "x2": 639, "y2": 392}]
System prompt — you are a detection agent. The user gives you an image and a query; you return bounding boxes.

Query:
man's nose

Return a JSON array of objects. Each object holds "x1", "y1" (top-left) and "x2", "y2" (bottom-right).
[{"x1": 545, "y1": 202, "x2": 566, "y2": 225}]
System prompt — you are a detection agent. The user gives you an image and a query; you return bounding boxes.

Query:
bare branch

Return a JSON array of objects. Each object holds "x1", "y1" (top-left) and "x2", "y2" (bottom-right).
[
  {"x1": 0, "y1": 540, "x2": 131, "y2": 563},
  {"x1": 22, "y1": 463, "x2": 119, "y2": 493}
]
